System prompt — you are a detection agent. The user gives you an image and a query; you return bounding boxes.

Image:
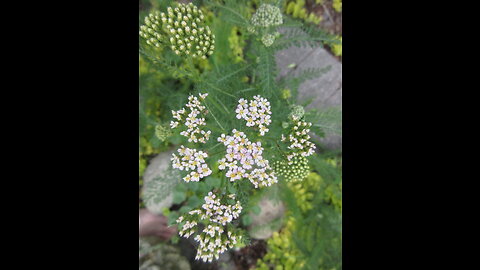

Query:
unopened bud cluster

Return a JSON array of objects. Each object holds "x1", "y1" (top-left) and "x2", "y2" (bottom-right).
[
  {"x1": 217, "y1": 129, "x2": 277, "y2": 188},
  {"x1": 281, "y1": 120, "x2": 316, "y2": 161},
  {"x1": 154, "y1": 123, "x2": 173, "y2": 141},
  {"x1": 139, "y1": 3, "x2": 215, "y2": 59},
  {"x1": 250, "y1": 4, "x2": 283, "y2": 28},
  {"x1": 261, "y1": 33, "x2": 276, "y2": 47},
  {"x1": 171, "y1": 93, "x2": 211, "y2": 143},
  {"x1": 288, "y1": 105, "x2": 305, "y2": 121},
  {"x1": 273, "y1": 156, "x2": 310, "y2": 182},
  {"x1": 249, "y1": 4, "x2": 283, "y2": 47},
  {"x1": 176, "y1": 192, "x2": 243, "y2": 262}
]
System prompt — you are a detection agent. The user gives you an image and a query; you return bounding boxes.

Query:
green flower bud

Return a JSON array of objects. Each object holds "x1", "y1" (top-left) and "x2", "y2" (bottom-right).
[
  {"x1": 288, "y1": 105, "x2": 305, "y2": 121},
  {"x1": 139, "y1": 2, "x2": 215, "y2": 58},
  {"x1": 250, "y1": 4, "x2": 283, "y2": 28},
  {"x1": 273, "y1": 156, "x2": 310, "y2": 182},
  {"x1": 261, "y1": 33, "x2": 276, "y2": 47}
]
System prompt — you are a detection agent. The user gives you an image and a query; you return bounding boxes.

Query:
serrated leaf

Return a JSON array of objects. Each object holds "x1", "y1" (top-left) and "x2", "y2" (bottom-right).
[
  {"x1": 187, "y1": 195, "x2": 202, "y2": 208},
  {"x1": 172, "y1": 190, "x2": 186, "y2": 204},
  {"x1": 206, "y1": 177, "x2": 221, "y2": 189},
  {"x1": 250, "y1": 205, "x2": 261, "y2": 215},
  {"x1": 242, "y1": 214, "x2": 252, "y2": 226}
]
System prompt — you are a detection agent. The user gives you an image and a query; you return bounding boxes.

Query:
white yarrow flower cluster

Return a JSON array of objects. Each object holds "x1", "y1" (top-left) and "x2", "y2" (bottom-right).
[
  {"x1": 217, "y1": 129, "x2": 277, "y2": 188},
  {"x1": 176, "y1": 192, "x2": 243, "y2": 262},
  {"x1": 235, "y1": 96, "x2": 272, "y2": 136},
  {"x1": 171, "y1": 146, "x2": 212, "y2": 182},
  {"x1": 250, "y1": 4, "x2": 283, "y2": 27},
  {"x1": 281, "y1": 120, "x2": 316, "y2": 162},
  {"x1": 171, "y1": 93, "x2": 211, "y2": 143},
  {"x1": 201, "y1": 192, "x2": 242, "y2": 225}
]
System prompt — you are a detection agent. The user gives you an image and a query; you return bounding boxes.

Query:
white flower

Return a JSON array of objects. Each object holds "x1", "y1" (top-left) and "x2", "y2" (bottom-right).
[
  {"x1": 235, "y1": 96, "x2": 272, "y2": 136},
  {"x1": 171, "y1": 93, "x2": 211, "y2": 143},
  {"x1": 216, "y1": 130, "x2": 277, "y2": 188},
  {"x1": 282, "y1": 120, "x2": 315, "y2": 160},
  {"x1": 172, "y1": 146, "x2": 211, "y2": 182}
]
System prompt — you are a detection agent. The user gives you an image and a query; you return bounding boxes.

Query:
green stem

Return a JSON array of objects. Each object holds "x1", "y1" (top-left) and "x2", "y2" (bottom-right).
[{"x1": 203, "y1": 101, "x2": 226, "y2": 132}]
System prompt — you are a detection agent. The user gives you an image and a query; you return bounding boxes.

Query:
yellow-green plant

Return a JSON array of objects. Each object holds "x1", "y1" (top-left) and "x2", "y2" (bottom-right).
[
  {"x1": 228, "y1": 26, "x2": 246, "y2": 63},
  {"x1": 255, "y1": 173, "x2": 323, "y2": 270},
  {"x1": 256, "y1": 217, "x2": 304, "y2": 270},
  {"x1": 333, "y1": 0, "x2": 342, "y2": 13},
  {"x1": 285, "y1": 0, "x2": 323, "y2": 25},
  {"x1": 330, "y1": 36, "x2": 342, "y2": 56}
]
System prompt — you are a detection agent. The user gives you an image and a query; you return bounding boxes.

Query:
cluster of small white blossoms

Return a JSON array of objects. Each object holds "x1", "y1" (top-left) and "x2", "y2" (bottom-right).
[
  {"x1": 217, "y1": 129, "x2": 277, "y2": 188},
  {"x1": 139, "y1": 3, "x2": 215, "y2": 59},
  {"x1": 171, "y1": 146, "x2": 212, "y2": 182},
  {"x1": 250, "y1": 4, "x2": 283, "y2": 28},
  {"x1": 273, "y1": 155, "x2": 310, "y2": 182},
  {"x1": 281, "y1": 120, "x2": 316, "y2": 162},
  {"x1": 171, "y1": 93, "x2": 211, "y2": 143},
  {"x1": 201, "y1": 192, "x2": 242, "y2": 225},
  {"x1": 176, "y1": 193, "x2": 243, "y2": 262},
  {"x1": 235, "y1": 96, "x2": 272, "y2": 136}
]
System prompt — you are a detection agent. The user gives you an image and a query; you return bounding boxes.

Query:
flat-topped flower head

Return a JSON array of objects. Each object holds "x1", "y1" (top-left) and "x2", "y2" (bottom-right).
[
  {"x1": 171, "y1": 146, "x2": 211, "y2": 182},
  {"x1": 139, "y1": 2, "x2": 215, "y2": 58},
  {"x1": 171, "y1": 93, "x2": 211, "y2": 144},
  {"x1": 216, "y1": 130, "x2": 277, "y2": 188},
  {"x1": 235, "y1": 95, "x2": 272, "y2": 136},
  {"x1": 175, "y1": 192, "x2": 243, "y2": 262}
]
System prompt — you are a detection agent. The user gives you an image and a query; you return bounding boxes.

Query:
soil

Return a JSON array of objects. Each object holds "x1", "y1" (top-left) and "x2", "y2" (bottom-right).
[
  {"x1": 306, "y1": 0, "x2": 342, "y2": 62},
  {"x1": 231, "y1": 240, "x2": 268, "y2": 269}
]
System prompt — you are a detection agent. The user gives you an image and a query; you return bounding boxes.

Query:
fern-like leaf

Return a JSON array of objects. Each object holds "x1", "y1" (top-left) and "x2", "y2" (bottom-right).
[{"x1": 256, "y1": 45, "x2": 277, "y2": 98}]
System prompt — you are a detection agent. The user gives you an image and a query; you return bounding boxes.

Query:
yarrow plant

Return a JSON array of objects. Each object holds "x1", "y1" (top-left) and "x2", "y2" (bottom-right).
[
  {"x1": 140, "y1": 0, "x2": 341, "y2": 266},
  {"x1": 167, "y1": 93, "x2": 284, "y2": 261},
  {"x1": 139, "y1": 2, "x2": 215, "y2": 59},
  {"x1": 176, "y1": 192, "x2": 243, "y2": 262}
]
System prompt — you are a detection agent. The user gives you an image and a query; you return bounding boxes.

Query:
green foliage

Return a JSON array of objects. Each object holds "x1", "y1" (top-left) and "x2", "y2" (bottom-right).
[
  {"x1": 273, "y1": 19, "x2": 339, "y2": 50},
  {"x1": 142, "y1": 165, "x2": 182, "y2": 214},
  {"x1": 139, "y1": 240, "x2": 191, "y2": 270},
  {"x1": 256, "y1": 44, "x2": 278, "y2": 98}
]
